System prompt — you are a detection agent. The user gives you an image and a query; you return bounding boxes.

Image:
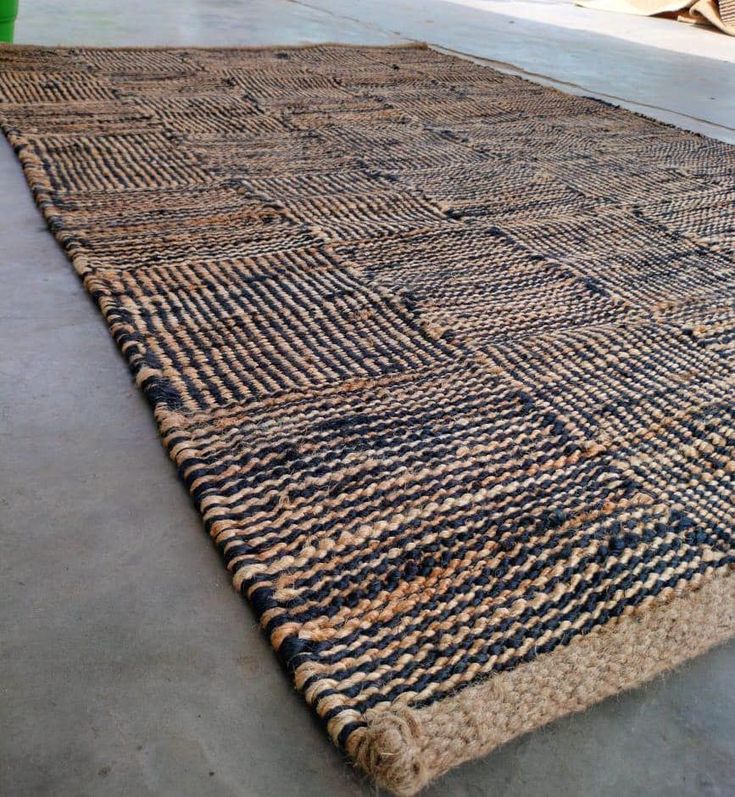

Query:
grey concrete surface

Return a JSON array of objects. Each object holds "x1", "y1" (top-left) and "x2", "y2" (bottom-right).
[
  {"x1": 1, "y1": 2, "x2": 734, "y2": 796},
  {"x1": 298, "y1": 0, "x2": 735, "y2": 140}
]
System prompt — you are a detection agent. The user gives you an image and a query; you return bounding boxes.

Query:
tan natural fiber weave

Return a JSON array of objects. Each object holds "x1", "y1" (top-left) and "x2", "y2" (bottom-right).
[
  {"x1": 1, "y1": 43, "x2": 734, "y2": 795},
  {"x1": 351, "y1": 574, "x2": 735, "y2": 794}
]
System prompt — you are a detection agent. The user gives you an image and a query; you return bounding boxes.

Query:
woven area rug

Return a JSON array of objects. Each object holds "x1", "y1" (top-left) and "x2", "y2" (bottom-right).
[{"x1": 1, "y1": 43, "x2": 734, "y2": 795}]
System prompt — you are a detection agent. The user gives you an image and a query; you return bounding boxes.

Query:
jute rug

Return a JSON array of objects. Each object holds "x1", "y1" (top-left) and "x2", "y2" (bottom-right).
[{"x1": 1, "y1": 43, "x2": 733, "y2": 795}]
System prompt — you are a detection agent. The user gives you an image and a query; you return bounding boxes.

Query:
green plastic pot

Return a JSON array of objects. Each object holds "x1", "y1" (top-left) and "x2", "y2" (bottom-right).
[{"x1": 0, "y1": 0, "x2": 18, "y2": 43}]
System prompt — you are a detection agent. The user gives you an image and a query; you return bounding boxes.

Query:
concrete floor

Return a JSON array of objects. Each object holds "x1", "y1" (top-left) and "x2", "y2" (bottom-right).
[{"x1": 1, "y1": 2, "x2": 734, "y2": 796}]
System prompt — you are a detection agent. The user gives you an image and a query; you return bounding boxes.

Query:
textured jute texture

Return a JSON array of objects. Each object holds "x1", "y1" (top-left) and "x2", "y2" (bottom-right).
[{"x1": 1, "y1": 43, "x2": 734, "y2": 795}]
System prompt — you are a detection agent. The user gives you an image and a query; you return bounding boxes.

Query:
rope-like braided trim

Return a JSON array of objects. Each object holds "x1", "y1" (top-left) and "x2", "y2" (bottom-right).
[{"x1": 348, "y1": 571, "x2": 734, "y2": 795}]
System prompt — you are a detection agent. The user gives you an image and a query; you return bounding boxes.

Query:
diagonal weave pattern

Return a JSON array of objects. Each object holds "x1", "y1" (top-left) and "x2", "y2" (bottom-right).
[{"x1": 1, "y1": 43, "x2": 734, "y2": 795}]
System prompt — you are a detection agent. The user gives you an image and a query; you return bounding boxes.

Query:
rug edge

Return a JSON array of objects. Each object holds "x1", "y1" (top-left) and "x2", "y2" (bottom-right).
[
  {"x1": 0, "y1": 41, "x2": 428, "y2": 53},
  {"x1": 347, "y1": 571, "x2": 735, "y2": 796}
]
